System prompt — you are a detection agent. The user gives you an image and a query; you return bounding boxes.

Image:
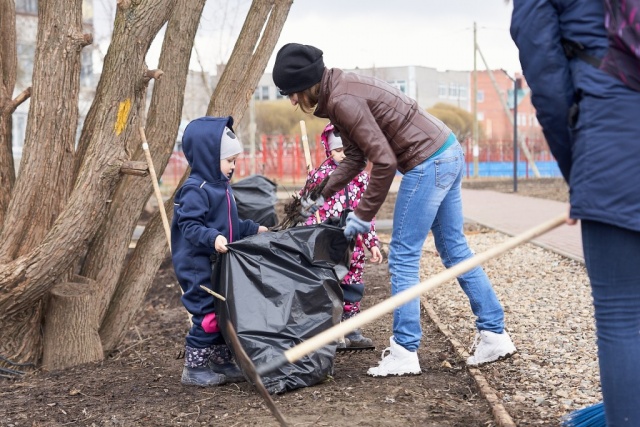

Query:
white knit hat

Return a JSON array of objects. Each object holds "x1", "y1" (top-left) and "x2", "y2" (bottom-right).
[
  {"x1": 327, "y1": 129, "x2": 343, "y2": 151},
  {"x1": 220, "y1": 127, "x2": 243, "y2": 160}
]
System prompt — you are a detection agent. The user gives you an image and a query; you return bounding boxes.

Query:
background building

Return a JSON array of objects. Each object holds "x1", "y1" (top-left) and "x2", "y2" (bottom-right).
[{"x1": 251, "y1": 65, "x2": 471, "y2": 112}]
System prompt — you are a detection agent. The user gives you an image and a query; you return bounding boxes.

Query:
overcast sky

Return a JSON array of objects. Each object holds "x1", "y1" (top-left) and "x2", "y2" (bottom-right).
[
  {"x1": 95, "y1": 0, "x2": 521, "y2": 75},
  {"x1": 271, "y1": 0, "x2": 520, "y2": 73}
]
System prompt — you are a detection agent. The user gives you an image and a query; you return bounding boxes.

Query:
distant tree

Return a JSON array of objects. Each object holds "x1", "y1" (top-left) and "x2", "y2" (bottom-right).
[
  {"x1": 0, "y1": 0, "x2": 293, "y2": 371},
  {"x1": 236, "y1": 99, "x2": 329, "y2": 145},
  {"x1": 427, "y1": 102, "x2": 480, "y2": 142}
]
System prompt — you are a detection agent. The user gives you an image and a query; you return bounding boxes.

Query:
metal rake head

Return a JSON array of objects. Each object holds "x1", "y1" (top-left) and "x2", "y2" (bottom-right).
[
  {"x1": 336, "y1": 345, "x2": 376, "y2": 354},
  {"x1": 224, "y1": 321, "x2": 289, "y2": 427}
]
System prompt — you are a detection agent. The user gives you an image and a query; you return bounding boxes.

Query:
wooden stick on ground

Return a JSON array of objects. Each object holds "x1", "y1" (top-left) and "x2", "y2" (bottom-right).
[
  {"x1": 139, "y1": 127, "x2": 172, "y2": 252},
  {"x1": 299, "y1": 120, "x2": 322, "y2": 223}
]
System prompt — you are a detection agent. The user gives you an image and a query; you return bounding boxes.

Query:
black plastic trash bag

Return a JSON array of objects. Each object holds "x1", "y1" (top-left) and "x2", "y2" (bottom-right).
[
  {"x1": 231, "y1": 174, "x2": 278, "y2": 227},
  {"x1": 214, "y1": 223, "x2": 351, "y2": 394}
]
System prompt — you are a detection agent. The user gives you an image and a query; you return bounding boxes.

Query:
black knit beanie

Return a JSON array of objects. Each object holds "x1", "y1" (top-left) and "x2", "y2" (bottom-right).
[{"x1": 272, "y1": 43, "x2": 324, "y2": 95}]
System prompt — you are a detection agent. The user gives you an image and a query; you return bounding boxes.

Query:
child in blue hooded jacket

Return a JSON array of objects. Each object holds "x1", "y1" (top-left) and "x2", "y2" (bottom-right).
[{"x1": 171, "y1": 116, "x2": 268, "y2": 387}]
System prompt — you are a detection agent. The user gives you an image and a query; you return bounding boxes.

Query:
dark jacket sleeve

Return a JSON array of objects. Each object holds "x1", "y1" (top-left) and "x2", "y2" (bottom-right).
[
  {"x1": 175, "y1": 186, "x2": 220, "y2": 248},
  {"x1": 323, "y1": 100, "x2": 397, "y2": 222},
  {"x1": 510, "y1": 0, "x2": 574, "y2": 182},
  {"x1": 237, "y1": 218, "x2": 259, "y2": 239}
]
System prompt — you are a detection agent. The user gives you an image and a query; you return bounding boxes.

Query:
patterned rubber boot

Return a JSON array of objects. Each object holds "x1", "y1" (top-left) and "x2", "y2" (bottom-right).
[
  {"x1": 181, "y1": 346, "x2": 227, "y2": 386},
  {"x1": 209, "y1": 344, "x2": 246, "y2": 383},
  {"x1": 342, "y1": 302, "x2": 374, "y2": 348}
]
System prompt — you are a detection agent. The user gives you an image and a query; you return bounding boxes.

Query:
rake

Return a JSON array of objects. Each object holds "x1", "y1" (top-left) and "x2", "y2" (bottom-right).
[
  {"x1": 225, "y1": 213, "x2": 569, "y2": 426},
  {"x1": 561, "y1": 401, "x2": 605, "y2": 427}
]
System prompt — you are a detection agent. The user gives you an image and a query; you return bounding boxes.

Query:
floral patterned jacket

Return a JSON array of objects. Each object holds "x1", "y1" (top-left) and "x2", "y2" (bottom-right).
[{"x1": 301, "y1": 123, "x2": 379, "y2": 285}]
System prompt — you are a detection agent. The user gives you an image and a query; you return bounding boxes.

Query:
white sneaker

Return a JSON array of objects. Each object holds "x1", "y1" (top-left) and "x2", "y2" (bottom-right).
[
  {"x1": 367, "y1": 336, "x2": 421, "y2": 377},
  {"x1": 466, "y1": 330, "x2": 517, "y2": 366}
]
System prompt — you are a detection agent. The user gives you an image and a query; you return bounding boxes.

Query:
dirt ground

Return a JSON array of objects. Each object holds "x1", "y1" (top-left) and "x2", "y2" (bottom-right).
[{"x1": 0, "y1": 177, "x2": 569, "y2": 427}]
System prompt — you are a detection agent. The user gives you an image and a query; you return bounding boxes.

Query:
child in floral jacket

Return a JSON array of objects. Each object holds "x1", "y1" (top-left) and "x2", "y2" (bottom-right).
[{"x1": 301, "y1": 122, "x2": 383, "y2": 347}]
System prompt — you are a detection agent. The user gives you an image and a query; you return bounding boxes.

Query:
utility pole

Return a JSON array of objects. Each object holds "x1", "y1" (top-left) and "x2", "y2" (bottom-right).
[
  {"x1": 472, "y1": 22, "x2": 479, "y2": 178},
  {"x1": 249, "y1": 97, "x2": 256, "y2": 175},
  {"x1": 513, "y1": 77, "x2": 521, "y2": 192}
]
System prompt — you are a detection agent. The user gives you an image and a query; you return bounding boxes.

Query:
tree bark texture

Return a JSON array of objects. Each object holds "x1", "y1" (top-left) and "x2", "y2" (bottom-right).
[
  {"x1": 0, "y1": 0, "x2": 176, "y2": 365},
  {"x1": 0, "y1": 0, "x2": 18, "y2": 227},
  {"x1": 101, "y1": 0, "x2": 294, "y2": 352},
  {"x1": 0, "y1": 0, "x2": 85, "y2": 262},
  {"x1": 0, "y1": 0, "x2": 85, "y2": 366},
  {"x1": 41, "y1": 276, "x2": 103, "y2": 371},
  {"x1": 207, "y1": 0, "x2": 293, "y2": 123}
]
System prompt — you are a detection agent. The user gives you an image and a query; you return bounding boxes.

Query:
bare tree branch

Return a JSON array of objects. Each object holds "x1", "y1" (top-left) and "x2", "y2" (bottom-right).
[{"x1": 6, "y1": 87, "x2": 31, "y2": 115}]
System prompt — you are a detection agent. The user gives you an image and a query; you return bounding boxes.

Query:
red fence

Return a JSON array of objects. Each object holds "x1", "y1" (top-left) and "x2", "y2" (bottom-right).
[
  {"x1": 161, "y1": 135, "x2": 555, "y2": 187},
  {"x1": 162, "y1": 134, "x2": 326, "y2": 187}
]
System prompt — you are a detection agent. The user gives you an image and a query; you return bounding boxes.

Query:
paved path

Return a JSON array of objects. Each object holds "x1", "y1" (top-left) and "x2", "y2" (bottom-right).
[
  {"x1": 278, "y1": 183, "x2": 583, "y2": 263},
  {"x1": 460, "y1": 189, "x2": 583, "y2": 263},
  {"x1": 376, "y1": 188, "x2": 583, "y2": 263}
]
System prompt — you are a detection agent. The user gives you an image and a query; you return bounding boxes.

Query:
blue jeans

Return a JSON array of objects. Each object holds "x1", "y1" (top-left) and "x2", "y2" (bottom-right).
[
  {"x1": 388, "y1": 141, "x2": 505, "y2": 351},
  {"x1": 582, "y1": 220, "x2": 640, "y2": 426}
]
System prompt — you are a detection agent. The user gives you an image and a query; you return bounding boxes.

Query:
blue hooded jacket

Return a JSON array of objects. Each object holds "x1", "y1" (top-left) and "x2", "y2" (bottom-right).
[
  {"x1": 511, "y1": 0, "x2": 640, "y2": 232},
  {"x1": 171, "y1": 116, "x2": 259, "y2": 315}
]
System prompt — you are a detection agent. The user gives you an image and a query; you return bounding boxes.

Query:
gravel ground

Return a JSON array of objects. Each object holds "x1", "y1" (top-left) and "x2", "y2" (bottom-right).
[
  {"x1": 375, "y1": 221, "x2": 600, "y2": 426},
  {"x1": 280, "y1": 177, "x2": 597, "y2": 426}
]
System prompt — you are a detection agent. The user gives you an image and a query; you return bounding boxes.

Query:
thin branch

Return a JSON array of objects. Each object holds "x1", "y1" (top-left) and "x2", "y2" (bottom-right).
[
  {"x1": 145, "y1": 69, "x2": 164, "y2": 81},
  {"x1": 6, "y1": 87, "x2": 31, "y2": 114},
  {"x1": 116, "y1": 0, "x2": 131, "y2": 10}
]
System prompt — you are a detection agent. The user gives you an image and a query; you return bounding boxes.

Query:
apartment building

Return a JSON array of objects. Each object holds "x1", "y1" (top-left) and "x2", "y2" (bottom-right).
[
  {"x1": 251, "y1": 65, "x2": 471, "y2": 112},
  {"x1": 473, "y1": 69, "x2": 544, "y2": 144}
]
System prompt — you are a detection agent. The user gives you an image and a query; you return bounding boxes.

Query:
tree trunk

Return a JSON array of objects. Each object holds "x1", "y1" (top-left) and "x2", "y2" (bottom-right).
[
  {"x1": 100, "y1": 0, "x2": 294, "y2": 352},
  {"x1": 0, "y1": 0, "x2": 86, "y2": 262},
  {"x1": 41, "y1": 276, "x2": 103, "y2": 371},
  {"x1": 0, "y1": 0, "x2": 176, "y2": 365},
  {"x1": 207, "y1": 0, "x2": 293, "y2": 122},
  {"x1": 89, "y1": 0, "x2": 206, "y2": 333},
  {"x1": 0, "y1": 0, "x2": 17, "y2": 225},
  {"x1": 0, "y1": 0, "x2": 86, "y2": 366}
]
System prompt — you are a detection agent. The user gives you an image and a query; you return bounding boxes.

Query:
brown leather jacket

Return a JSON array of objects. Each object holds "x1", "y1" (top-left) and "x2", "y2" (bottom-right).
[{"x1": 314, "y1": 68, "x2": 451, "y2": 222}]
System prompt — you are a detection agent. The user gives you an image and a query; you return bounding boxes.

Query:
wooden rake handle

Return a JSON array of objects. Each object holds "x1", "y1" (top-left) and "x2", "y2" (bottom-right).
[
  {"x1": 256, "y1": 213, "x2": 568, "y2": 375},
  {"x1": 139, "y1": 127, "x2": 172, "y2": 252},
  {"x1": 299, "y1": 120, "x2": 322, "y2": 223},
  {"x1": 300, "y1": 120, "x2": 312, "y2": 173}
]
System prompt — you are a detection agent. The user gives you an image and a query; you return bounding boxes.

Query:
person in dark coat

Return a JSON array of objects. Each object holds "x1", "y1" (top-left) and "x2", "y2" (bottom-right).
[
  {"x1": 171, "y1": 116, "x2": 268, "y2": 387},
  {"x1": 511, "y1": 1, "x2": 640, "y2": 424}
]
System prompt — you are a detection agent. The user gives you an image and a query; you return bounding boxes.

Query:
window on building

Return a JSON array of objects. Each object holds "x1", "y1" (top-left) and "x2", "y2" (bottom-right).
[
  {"x1": 449, "y1": 83, "x2": 458, "y2": 98},
  {"x1": 517, "y1": 112, "x2": 526, "y2": 126},
  {"x1": 16, "y1": 42, "x2": 35, "y2": 80},
  {"x1": 12, "y1": 112, "x2": 27, "y2": 156},
  {"x1": 477, "y1": 112, "x2": 484, "y2": 121},
  {"x1": 388, "y1": 80, "x2": 407, "y2": 94},
  {"x1": 15, "y1": 0, "x2": 37, "y2": 14},
  {"x1": 438, "y1": 84, "x2": 447, "y2": 98},
  {"x1": 476, "y1": 90, "x2": 484, "y2": 103},
  {"x1": 80, "y1": 48, "x2": 93, "y2": 87},
  {"x1": 458, "y1": 85, "x2": 468, "y2": 99},
  {"x1": 253, "y1": 86, "x2": 270, "y2": 101}
]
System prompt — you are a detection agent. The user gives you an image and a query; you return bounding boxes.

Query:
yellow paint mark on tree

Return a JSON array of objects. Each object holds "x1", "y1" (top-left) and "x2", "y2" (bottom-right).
[{"x1": 115, "y1": 99, "x2": 132, "y2": 135}]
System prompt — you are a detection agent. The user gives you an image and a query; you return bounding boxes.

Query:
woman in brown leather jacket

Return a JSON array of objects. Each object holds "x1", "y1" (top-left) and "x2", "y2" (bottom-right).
[{"x1": 273, "y1": 43, "x2": 516, "y2": 377}]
